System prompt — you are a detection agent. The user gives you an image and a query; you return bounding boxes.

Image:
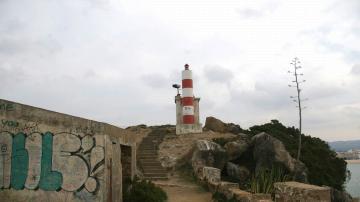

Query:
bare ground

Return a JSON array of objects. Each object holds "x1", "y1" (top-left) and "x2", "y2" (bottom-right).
[{"x1": 153, "y1": 173, "x2": 213, "y2": 202}]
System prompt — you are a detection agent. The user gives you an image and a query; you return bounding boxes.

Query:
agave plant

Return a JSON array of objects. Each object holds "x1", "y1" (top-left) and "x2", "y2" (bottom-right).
[{"x1": 250, "y1": 165, "x2": 289, "y2": 194}]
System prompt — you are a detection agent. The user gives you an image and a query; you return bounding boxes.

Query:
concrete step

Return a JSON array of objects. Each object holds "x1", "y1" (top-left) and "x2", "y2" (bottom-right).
[
  {"x1": 139, "y1": 160, "x2": 159, "y2": 164},
  {"x1": 138, "y1": 149, "x2": 157, "y2": 153},
  {"x1": 139, "y1": 158, "x2": 159, "y2": 161},
  {"x1": 141, "y1": 164, "x2": 164, "y2": 168},
  {"x1": 138, "y1": 152, "x2": 157, "y2": 155},
  {"x1": 139, "y1": 157, "x2": 158, "y2": 161},
  {"x1": 139, "y1": 147, "x2": 156, "y2": 150},
  {"x1": 139, "y1": 152, "x2": 157, "y2": 154},
  {"x1": 138, "y1": 150, "x2": 157, "y2": 154},
  {"x1": 138, "y1": 155, "x2": 158, "y2": 158},
  {"x1": 142, "y1": 168, "x2": 166, "y2": 173},
  {"x1": 139, "y1": 147, "x2": 158, "y2": 151},
  {"x1": 143, "y1": 173, "x2": 167, "y2": 177},
  {"x1": 141, "y1": 165, "x2": 165, "y2": 169},
  {"x1": 141, "y1": 139, "x2": 162, "y2": 142},
  {"x1": 141, "y1": 162, "x2": 162, "y2": 167},
  {"x1": 139, "y1": 157, "x2": 158, "y2": 160},
  {"x1": 144, "y1": 176, "x2": 168, "y2": 180}
]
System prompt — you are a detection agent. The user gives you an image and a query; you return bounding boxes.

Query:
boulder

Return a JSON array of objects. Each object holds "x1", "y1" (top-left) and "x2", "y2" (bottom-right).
[
  {"x1": 331, "y1": 188, "x2": 354, "y2": 202},
  {"x1": 204, "y1": 116, "x2": 242, "y2": 134},
  {"x1": 251, "y1": 132, "x2": 308, "y2": 182},
  {"x1": 226, "y1": 162, "x2": 250, "y2": 182},
  {"x1": 191, "y1": 140, "x2": 228, "y2": 177},
  {"x1": 204, "y1": 117, "x2": 227, "y2": 133},
  {"x1": 224, "y1": 139, "x2": 250, "y2": 161},
  {"x1": 159, "y1": 155, "x2": 177, "y2": 168}
]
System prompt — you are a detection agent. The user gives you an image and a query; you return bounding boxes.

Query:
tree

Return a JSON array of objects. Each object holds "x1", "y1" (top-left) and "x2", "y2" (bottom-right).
[{"x1": 288, "y1": 57, "x2": 306, "y2": 162}]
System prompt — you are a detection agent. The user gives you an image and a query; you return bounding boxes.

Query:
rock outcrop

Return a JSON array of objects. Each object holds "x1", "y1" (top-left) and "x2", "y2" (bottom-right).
[
  {"x1": 226, "y1": 162, "x2": 250, "y2": 182},
  {"x1": 190, "y1": 140, "x2": 228, "y2": 177},
  {"x1": 224, "y1": 137, "x2": 250, "y2": 161},
  {"x1": 331, "y1": 188, "x2": 355, "y2": 202},
  {"x1": 251, "y1": 132, "x2": 308, "y2": 182},
  {"x1": 204, "y1": 116, "x2": 242, "y2": 134}
]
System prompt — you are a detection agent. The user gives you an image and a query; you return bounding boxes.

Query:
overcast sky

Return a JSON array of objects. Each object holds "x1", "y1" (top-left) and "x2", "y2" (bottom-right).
[{"x1": 0, "y1": 0, "x2": 359, "y2": 141}]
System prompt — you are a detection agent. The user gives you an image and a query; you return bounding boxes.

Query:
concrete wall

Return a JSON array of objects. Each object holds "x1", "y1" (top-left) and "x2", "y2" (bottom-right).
[{"x1": 0, "y1": 99, "x2": 135, "y2": 202}]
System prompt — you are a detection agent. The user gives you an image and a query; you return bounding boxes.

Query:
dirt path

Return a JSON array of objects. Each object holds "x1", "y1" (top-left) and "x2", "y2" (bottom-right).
[{"x1": 153, "y1": 173, "x2": 213, "y2": 202}]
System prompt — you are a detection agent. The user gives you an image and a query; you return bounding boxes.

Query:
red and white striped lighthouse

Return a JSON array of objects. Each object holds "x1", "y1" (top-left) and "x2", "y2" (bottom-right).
[
  {"x1": 182, "y1": 64, "x2": 195, "y2": 124},
  {"x1": 174, "y1": 64, "x2": 202, "y2": 134}
]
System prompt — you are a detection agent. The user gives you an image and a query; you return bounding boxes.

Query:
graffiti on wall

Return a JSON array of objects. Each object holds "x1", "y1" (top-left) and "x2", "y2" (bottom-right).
[
  {"x1": 0, "y1": 103, "x2": 15, "y2": 112},
  {"x1": 0, "y1": 131, "x2": 105, "y2": 194},
  {"x1": 1, "y1": 120, "x2": 39, "y2": 134}
]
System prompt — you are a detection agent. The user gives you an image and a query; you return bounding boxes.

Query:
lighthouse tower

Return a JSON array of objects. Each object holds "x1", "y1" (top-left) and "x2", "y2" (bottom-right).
[{"x1": 175, "y1": 64, "x2": 202, "y2": 134}]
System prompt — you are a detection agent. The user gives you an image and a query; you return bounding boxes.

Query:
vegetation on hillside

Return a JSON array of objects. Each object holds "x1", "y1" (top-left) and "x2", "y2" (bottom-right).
[
  {"x1": 247, "y1": 120, "x2": 348, "y2": 190},
  {"x1": 123, "y1": 177, "x2": 167, "y2": 202}
]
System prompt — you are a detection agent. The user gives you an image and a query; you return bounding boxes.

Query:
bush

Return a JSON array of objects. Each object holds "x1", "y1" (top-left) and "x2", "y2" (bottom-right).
[
  {"x1": 212, "y1": 191, "x2": 238, "y2": 202},
  {"x1": 123, "y1": 177, "x2": 167, "y2": 202},
  {"x1": 248, "y1": 120, "x2": 347, "y2": 190},
  {"x1": 249, "y1": 165, "x2": 289, "y2": 194}
]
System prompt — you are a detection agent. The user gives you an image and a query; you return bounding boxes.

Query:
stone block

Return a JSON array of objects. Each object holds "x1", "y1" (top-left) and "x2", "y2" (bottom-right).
[
  {"x1": 229, "y1": 189, "x2": 271, "y2": 202},
  {"x1": 274, "y1": 181, "x2": 331, "y2": 202},
  {"x1": 202, "y1": 166, "x2": 221, "y2": 183},
  {"x1": 252, "y1": 193, "x2": 272, "y2": 202},
  {"x1": 230, "y1": 188, "x2": 252, "y2": 201},
  {"x1": 217, "y1": 181, "x2": 239, "y2": 199}
]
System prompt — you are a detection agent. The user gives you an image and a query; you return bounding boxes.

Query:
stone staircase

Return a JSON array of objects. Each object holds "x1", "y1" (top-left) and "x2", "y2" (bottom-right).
[{"x1": 138, "y1": 128, "x2": 169, "y2": 180}]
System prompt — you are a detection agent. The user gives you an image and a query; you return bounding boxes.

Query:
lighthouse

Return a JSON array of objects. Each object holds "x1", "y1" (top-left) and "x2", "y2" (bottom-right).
[{"x1": 174, "y1": 64, "x2": 203, "y2": 134}]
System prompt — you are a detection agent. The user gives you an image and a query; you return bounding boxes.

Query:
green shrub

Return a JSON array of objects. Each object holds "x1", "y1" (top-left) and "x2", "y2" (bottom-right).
[
  {"x1": 212, "y1": 191, "x2": 238, "y2": 202},
  {"x1": 248, "y1": 120, "x2": 347, "y2": 190},
  {"x1": 123, "y1": 177, "x2": 167, "y2": 202}
]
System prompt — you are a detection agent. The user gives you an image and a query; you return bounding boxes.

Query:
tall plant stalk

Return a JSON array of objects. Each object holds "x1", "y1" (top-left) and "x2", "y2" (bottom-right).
[{"x1": 288, "y1": 57, "x2": 306, "y2": 162}]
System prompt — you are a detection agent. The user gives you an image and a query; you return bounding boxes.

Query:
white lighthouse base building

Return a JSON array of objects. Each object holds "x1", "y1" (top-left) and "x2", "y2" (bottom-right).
[{"x1": 175, "y1": 95, "x2": 203, "y2": 134}]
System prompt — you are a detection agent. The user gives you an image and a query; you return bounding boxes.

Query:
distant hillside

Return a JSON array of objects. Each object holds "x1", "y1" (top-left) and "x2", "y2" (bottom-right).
[{"x1": 329, "y1": 140, "x2": 360, "y2": 152}]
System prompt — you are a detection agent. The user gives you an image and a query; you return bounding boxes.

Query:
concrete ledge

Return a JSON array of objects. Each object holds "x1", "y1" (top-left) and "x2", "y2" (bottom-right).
[{"x1": 274, "y1": 181, "x2": 331, "y2": 202}]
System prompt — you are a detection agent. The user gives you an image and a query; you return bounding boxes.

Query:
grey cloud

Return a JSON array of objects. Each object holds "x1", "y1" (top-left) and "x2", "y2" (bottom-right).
[
  {"x1": 342, "y1": 105, "x2": 360, "y2": 119},
  {"x1": 141, "y1": 74, "x2": 169, "y2": 89},
  {"x1": 0, "y1": 18, "x2": 24, "y2": 34},
  {"x1": 328, "y1": 0, "x2": 360, "y2": 18},
  {"x1": 83, "y1": 69, "x2": 98, "y2": 79},
  {"x1": 230, "y1": 81, "x2": 291, "y2": 111},
  {"x1": 204, "y1": 65, "x2": 234, "y2": 84},
  {"x1": 0, "y1": 64, "x2": 25, "y2": 84},
  {"x1": 351, "y1": 64, "x2": 360, "y2": 75},
  {"x1": 235, "y1": 1, "x2": 279, "y2": 19},
  {"x1": 235, "y1": 8, "x2": 263, "y2": 18},
  {"x1": 0, "y1": 36, "x2": 62, "y2": 56},
  {"x1": 306, "y1": 85, "x2": 347, "y2": 101}
]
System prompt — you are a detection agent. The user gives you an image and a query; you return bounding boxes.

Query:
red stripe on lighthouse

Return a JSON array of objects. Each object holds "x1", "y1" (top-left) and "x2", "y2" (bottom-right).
[
  {"x1": 182, "y1": 79, "x2": 193, "y2": 88},
  {"x1": 183, "y1": 115, "x2": 194, "y2": 124},
  {"x1": 182, "y1": 97, "x2": 193, "y2": 106}
]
